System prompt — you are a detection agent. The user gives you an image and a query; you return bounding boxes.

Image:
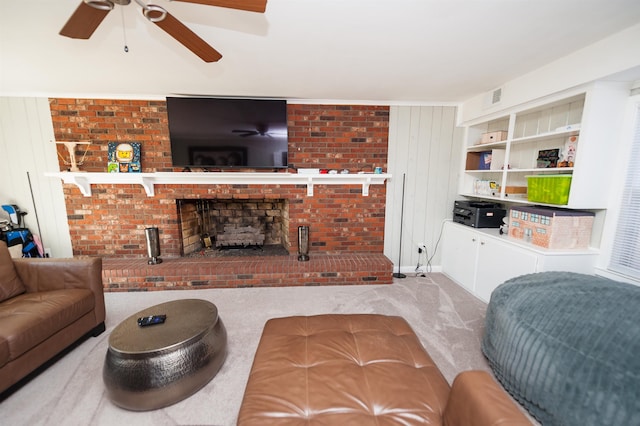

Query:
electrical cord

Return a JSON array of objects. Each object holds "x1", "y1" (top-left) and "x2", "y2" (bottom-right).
[
  {"x1": 424, "y1": 218, "x2": 452, "y2": 274},
  {"x1": 413, "y1": 218, "x2": 452, "y2": 277}
]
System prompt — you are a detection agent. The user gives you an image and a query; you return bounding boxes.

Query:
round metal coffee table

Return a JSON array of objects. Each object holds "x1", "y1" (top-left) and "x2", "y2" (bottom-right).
[{"x1": 103, "y1": 299, "x2": 227, "y2": 411}]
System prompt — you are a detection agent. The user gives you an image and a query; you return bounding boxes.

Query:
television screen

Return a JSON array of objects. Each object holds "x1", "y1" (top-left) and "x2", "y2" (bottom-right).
[{"x1": 166, "y1": 97, "x2": 288, "y2": 169}]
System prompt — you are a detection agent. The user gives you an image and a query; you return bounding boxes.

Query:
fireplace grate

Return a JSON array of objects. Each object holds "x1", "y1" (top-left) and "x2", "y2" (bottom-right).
[{"x1": 185, "y1": 244, "x2": 289, "y2": 258}]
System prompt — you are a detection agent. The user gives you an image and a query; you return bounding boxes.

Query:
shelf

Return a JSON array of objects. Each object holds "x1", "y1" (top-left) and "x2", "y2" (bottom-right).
[
  {"x1": 467, "y1": 141, "x2": 507, "y2": 151},
  {"x1": 511, "y1": 127, "x2": 580, "y2": 146},
  {"x1": 461, "y1": 192, "x2": 603, "y2": 209},
  {"x1": 466, "y1": 128, "x2": 580, "y2": 153},
  {"x1": 45, "y1": 172, "x2": 391, "y2": 197},
  {"x1": 460, "y1": 193, "x2": 505, "y2": 202},
  {"x1": 464, "y1": 169, "x2": 503, "y2": 174},
  {"x1": 461, "y1": 193, "x2": 537, "y2": 205},
  {"x1": 505, "y1": 167, "x2": 574, "y2": 174},
  {"x1": 465, "y1": 168, "x2": 574, "y2": 174}
]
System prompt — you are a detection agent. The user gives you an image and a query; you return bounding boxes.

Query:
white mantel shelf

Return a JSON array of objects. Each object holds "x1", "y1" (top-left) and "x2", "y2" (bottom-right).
[{"x1": 45, "y1": 172, "x2": 392, "y2": 197}]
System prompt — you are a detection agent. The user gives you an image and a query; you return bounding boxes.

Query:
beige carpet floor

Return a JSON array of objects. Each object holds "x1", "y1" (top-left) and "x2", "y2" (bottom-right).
[{"x1": 0, "y1": 273, "x2": 492, "y2": 426}]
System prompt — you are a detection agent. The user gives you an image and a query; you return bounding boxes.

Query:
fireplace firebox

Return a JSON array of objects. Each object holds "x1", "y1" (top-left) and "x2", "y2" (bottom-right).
[{"x1": 177, "y1": 199, "x2": 290, "y2": 256}]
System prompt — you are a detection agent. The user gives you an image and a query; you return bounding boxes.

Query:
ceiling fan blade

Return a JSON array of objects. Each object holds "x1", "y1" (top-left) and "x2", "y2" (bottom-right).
[
  {"x1": 148, "y1": 9, "x2": 222, "y2": 62},
  {"x1": 60, "y1": 2, "x2": 112, "y2": 39},
  {"x1": 170, "y1": 0, "x2": 267, "y2": 13}
]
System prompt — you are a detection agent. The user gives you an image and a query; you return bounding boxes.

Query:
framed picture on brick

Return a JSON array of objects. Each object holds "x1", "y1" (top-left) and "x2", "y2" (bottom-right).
[{"x1": 108, "y1": 142, "x2": 141, "y2": 173}]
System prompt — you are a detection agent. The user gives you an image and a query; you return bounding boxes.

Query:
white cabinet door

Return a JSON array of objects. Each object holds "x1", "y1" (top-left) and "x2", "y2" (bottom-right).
[
  {"x1": 442, "y1": 222, "x2": 596, "y2": 302},
  {"x1": 475, "y1": 237, "x2": 538, "y2": 302},
  {"x1": 441, "y1": 222, "x2": 479, "y2": 293}
]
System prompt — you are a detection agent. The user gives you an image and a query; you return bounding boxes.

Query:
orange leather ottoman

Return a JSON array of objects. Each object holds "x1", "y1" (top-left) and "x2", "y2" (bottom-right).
[{"x1": 238, "y1": 314, "x2": 530, "y2": 425}]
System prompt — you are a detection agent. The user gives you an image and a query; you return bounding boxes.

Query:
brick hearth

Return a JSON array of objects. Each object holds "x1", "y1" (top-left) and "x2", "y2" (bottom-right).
[{"x1": 102, "y1": 253, "x2": 393, "y2": 291}]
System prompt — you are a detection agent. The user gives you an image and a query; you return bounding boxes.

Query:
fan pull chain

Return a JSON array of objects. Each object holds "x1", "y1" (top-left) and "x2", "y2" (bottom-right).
[{"x1": 120, "y1": 6, "x2": 129, "y2": 53}]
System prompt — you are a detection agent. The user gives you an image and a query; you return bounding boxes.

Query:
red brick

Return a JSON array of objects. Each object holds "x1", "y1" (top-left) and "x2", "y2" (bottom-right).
[{"x1": 50, "y1": 99, "x2": 389, "y2": 260}]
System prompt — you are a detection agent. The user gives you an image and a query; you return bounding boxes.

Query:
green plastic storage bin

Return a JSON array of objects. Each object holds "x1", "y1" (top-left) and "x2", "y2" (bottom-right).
[{"x1": 526, "y1": 174, "x2": 572, "y2": 205}]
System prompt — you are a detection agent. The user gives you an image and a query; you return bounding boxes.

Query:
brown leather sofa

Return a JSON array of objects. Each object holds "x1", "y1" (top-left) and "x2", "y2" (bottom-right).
[
  {"x1": 238, "y1": 314, "x2": 531, "y2": 425},
  {"x1": 0, "y1": 241, "x2": 106, "y2": 394}
]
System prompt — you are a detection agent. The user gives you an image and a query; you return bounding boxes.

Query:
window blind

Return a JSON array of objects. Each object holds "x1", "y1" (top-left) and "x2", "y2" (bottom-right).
[{"x1": 609, "y1": 97, "x2": 640, "y2": 279}]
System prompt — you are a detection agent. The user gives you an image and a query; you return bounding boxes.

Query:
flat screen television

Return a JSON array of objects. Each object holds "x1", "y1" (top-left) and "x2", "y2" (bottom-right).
[{"x1": 166, "y1": 97, "x2": 288, "y2": 169}]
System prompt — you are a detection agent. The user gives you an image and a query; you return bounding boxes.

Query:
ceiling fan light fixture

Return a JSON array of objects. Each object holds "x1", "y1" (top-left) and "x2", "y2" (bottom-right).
[
  {"x1": 143, "y1": 4, "x2": 168, "y2": 22},
  {"x1": 84, "y1": 0, "x2": 115, "y2": 11}
]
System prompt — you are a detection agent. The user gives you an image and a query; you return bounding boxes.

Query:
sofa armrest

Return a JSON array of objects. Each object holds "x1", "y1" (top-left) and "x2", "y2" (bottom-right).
[
  {"x1": 14, "y1": 257, "x2": 105, "y2": 323},
  {"x1": 443, "y1": 370, "x2": 532, "y2": 426}
]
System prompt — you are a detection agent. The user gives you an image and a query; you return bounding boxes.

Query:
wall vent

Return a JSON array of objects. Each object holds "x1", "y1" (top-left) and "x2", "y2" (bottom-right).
[
  {"x1": 483, "y1": 87, "x2": 503, "y2": 109},
  {"x1": 491, "y1": 87, "x2": 502, "y2": 104}
]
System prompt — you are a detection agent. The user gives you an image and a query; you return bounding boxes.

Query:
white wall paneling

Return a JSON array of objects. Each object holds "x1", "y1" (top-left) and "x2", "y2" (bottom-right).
[
  {"x1": 0, "y1": 97, "x2": 73, "y2": 257},
  {"x1": 384, "y1": 106, "x2": 463, "y2": 274}
]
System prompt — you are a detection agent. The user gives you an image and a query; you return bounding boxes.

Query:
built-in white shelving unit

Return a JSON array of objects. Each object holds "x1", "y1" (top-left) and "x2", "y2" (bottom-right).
[
  {"x1": 460, "y1": 82, "x2": 630, "y2": 209},
  {"x1": 443, "y1": 81, "x2": 631, "y2": 302},
  {"x1": 44, "y1": 172, "x2": 391, "y2": 197}
]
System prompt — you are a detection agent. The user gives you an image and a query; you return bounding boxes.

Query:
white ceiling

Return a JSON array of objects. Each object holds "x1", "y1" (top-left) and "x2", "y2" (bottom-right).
[{"x1": 1, "y1": 0, "x2": 640, "y2": 102}]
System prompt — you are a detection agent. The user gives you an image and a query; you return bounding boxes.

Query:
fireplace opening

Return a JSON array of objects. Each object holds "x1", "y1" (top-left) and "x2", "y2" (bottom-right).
[{"x1": 178, "y1": 199, "x2": 290, "y2": 257}]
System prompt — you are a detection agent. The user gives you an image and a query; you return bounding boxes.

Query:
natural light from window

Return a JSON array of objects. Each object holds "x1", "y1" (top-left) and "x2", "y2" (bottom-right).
[{"x1": 609, "y1": 95, "x2": 640, "y2": 280}]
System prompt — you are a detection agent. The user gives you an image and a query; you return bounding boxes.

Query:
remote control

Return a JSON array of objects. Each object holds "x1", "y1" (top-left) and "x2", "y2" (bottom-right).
[{"x1": 137, "y1": 314, "x2": 167, "y2": 327}]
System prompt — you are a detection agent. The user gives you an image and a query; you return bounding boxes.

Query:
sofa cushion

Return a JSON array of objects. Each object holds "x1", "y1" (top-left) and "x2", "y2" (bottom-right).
[
  {"x1": 482, "y1": 272, "x2": 640, "y2": 426},
  {"x1": 0, "y1": 289, "x2": 95, "y2": 362},
  {"x1": 0, "y1": 241, "x2": 26, "y2": 303}
]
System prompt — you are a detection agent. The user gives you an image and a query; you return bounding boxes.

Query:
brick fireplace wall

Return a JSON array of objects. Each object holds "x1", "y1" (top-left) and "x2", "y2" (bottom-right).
[{"x1": 49, "y1": 99, "x2": 390, "y2": 258}]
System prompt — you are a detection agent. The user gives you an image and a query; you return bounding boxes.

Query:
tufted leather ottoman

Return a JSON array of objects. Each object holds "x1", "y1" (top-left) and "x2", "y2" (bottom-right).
[{"x1": 238, "y1": 314, "x2": 452, "y2": 424}]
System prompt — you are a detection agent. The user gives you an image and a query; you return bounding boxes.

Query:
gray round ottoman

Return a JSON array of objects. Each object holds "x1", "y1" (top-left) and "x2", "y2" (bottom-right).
[{"x1": 103, "y1": 299, "x2": 227, "y2": 411}]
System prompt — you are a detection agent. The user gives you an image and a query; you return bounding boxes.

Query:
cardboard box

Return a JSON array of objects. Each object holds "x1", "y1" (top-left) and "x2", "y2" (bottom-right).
[
  {"x1": 480, "y1": 131, "x2": 508, "y2": 145},
  {"x1": 508, "y1": 206, "x2": 593, "y2": 249},
  {"x1": 505, "y1": 186, "x2": 527, "y2": 194},
  {"x1": 466, "y1": 152, "x2": 479, "y2": 170}
]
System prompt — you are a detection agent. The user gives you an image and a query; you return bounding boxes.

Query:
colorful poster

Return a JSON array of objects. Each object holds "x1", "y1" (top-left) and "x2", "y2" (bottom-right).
[{"x1": 108, "y1": 142, "x2": 141, "y2": 173}]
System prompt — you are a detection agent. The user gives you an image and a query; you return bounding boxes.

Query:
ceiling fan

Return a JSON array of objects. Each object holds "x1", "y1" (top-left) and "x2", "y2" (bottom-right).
[
  {"x1": 59, "y1": 0, "x2": 267, "y2": 62},
  {"x1": 232, "y1": 123, "x2": 273, "y2": 137}
]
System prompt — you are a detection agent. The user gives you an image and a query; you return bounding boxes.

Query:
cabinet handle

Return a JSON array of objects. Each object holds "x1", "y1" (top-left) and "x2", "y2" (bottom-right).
[
  {"x1": 472, "y1": 238, "x2": 476, "y2": 242},
  {"x1": 480, "y1": 241, "x2": 485, "y2": 245}
]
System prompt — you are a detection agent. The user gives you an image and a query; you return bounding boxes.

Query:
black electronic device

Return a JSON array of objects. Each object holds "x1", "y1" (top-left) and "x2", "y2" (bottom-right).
[
  {"x1": 453, "y1": 200, "x2": 506, "y2": 228},
  {"x1": 166, "y1": 97, "x2": 289, "y2": 170},
  {"x1": 137, "y1": 314, "x2": 167, "y2": 327}
]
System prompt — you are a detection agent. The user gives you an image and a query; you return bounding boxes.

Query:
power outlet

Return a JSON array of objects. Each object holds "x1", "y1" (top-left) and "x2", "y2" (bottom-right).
[{"x1": 44, "y1": 248, "x2": 52, "y2": 258}]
